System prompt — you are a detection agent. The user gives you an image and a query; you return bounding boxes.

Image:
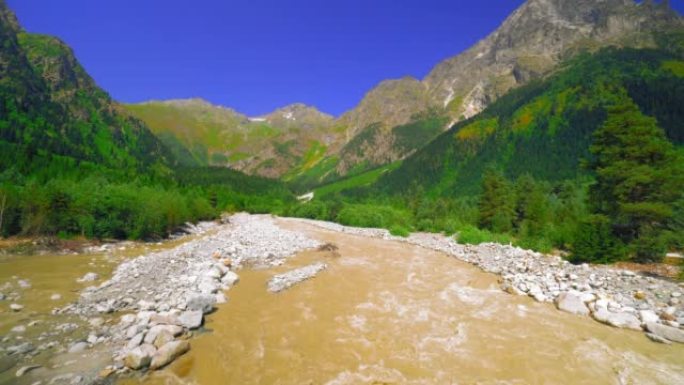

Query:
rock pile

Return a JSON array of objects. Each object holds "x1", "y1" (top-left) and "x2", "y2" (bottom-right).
[
  {"x1": 36, "y1": 214, "x2": 320, "y2": 380},
  {"x1": 267, "y1": 262, "x2": 328, "y2": 293}
]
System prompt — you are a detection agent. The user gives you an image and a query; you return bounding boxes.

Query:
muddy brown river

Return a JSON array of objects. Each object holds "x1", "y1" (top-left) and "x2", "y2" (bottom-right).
[{"x1": 119, "y1": 221, "x2": 684, "y2": 385}]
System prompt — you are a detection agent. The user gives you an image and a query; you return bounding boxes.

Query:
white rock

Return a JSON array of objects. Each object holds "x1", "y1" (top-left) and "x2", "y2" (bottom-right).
[
  {"x1": 119, "y1": 314, "x2": 136, "y2": 326},
  {"x1": 10, "y1": 325, "x2": 26, "y2": 333},
  {"x1": 10, "y1": 303, "x2": 23, "y2": 312},
  {"x1": 143, "y1": 325, "x2": 183, "y2": 345},
  {"x1": 15, "y1": 365, "x2": 41, "y2": 377},
  {"x1": 645, "y1": 322, "x2": 684, "y2": 343},
  {"x1": 178, "y1": 310, "x2": 203, "y2": 329},
  {"x1": 126, "y1": 333, "x2": 145, "y2": 350},
  {"x1": 68, "y1": 342, "x2": 88, "y2": 353},
  {"x1": 639, "y1": 310, "x2": 659, "y2": 325},
  {"x1": 50, "y1": 294, "x2": 61, "y2": 301},
  {"x1": 221, "y1": 271, "x2": 240, "y2": 287},
  {"x1": 592, "y1": 309, "x2": 641, "y2": 330},
  {"x1": 76, "y1": 272, "x2": 99, "y2": 283},
  {"x1": 124, "y1": 344, "x2": 156, "y2": 369},
  {"x1": 186, "y1": 294, "x2": 216, "y2": 314},
  {"x1": 150, "y1": 340, "x2": 190, "y2": 370},
  {"x1": 555, "y1": 291, "x2": 590, "y2": 316}
]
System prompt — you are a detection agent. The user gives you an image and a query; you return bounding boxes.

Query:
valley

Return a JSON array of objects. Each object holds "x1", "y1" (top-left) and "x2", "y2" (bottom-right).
[{"x1": 1, "y1": 0, "x2": 684, "y2": 384}]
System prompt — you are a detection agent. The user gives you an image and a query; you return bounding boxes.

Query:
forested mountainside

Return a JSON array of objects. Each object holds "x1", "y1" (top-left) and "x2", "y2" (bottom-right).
[
  {"x1": 132, "y1": 0, "x2": 682, "y2": 189},
  {"x1": 0, "y1": 1, "x2": 292, "y2": 240},
  {"x1": 376, "y1": 45, "x2": 684, "y2": 197},
  {"x1": 0, "y1": 3, "x2": 173, "y2": 176},
  {"x1": 292, "y1": 44, "x2": 684, "y2": 264},
  {"x1": 329, "y1": 0, "x2": 682, "y2": 177}
]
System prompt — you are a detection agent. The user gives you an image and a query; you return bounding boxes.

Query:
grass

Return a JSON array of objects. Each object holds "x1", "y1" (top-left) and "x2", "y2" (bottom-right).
[{"x1": 314, "y1": 162, "x2": 402, "y2": 198}]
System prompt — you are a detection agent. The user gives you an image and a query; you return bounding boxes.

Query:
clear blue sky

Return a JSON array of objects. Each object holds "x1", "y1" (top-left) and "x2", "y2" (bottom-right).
[{"x1": 8, "y1": 0, "x2": 684, "y2": 116}]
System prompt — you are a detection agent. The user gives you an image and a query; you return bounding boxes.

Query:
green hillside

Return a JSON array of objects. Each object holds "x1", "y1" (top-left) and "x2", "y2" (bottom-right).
[
  {"x1": 0, "y1": 1, "x2": 292, "y2": 240},
  {"x1": 377, "y1": 46, "x2": 684, "y2": 198},
  {"x1": 289, "y1": 45, "x2": 684, "y2": 262}
]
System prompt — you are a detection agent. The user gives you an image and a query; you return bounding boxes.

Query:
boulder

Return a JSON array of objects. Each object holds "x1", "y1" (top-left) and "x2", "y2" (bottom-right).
[
  {"x1": 221, "y1": 272, "x2": 240, "y2": 287},
  {"x1": 68, "y1": 342, "x2": 88, "y2": 353},
  {"x1": 186, "y1": 294, "x2": 216, "y2": 314},
  {"x1": 555, "y1": 291, "x2": 590, "y2": 316},
  {"x1": 9, "y1": 303, "x2": 23, "y2": 312},
  {"x1": 153, "y1": 330, "x2": 175, "y2": 349},
  {"x1": 646, "y1": 332, "x2": 672, "y2": 344},
  {"x1": 50, "y1": 294, "x2": 61, "y2": 301},
  {"x1": 144, "y1": 325, "x2": 183, "y2": 344},
  {"x1": 150, "y1": 340, "x2": 190, "y2": 370},
  {"x1": 150, "y1": 313, "x2": 180, "y2": 326},
  {"x1": 126, "y1": 333, "x2": 144, "y2": 350},
  {"x1": 639, "y1": 310, "x2": 659, "y2": 325},
  {"x1": 124, "y1": 344, "x2": 156, "y2": 370},
  {"x1": 645, "y1": 322, "x2": 684, "y2": 343},
  {"x1": 178, "y1": 310, "x2": 203, "y2": 329},
  {"x1": 119, "y1": 314, "x2": 137, "y2": 326},
  {"x1": 592, "y1": 309, "x2": 641, "y2": 330}
]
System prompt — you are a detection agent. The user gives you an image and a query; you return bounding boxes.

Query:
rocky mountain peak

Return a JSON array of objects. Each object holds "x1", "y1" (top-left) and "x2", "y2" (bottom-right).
[{"x1": 261, "y1": 103, "x2": 334, "y2": 130}]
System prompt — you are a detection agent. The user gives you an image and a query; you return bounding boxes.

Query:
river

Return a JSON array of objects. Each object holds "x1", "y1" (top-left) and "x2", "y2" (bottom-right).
[{"x1": 120, "y1": 220, "x2": 684, "y2": 385}]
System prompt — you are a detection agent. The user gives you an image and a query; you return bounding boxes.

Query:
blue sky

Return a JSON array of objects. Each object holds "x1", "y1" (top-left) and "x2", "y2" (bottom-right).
[{"x1": 8, "y1": 0, "x2": 684, "y2": 116}]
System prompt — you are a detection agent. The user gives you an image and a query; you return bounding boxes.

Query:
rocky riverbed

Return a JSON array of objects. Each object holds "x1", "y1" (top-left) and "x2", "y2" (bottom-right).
[
  {"x1": 1, "y1": 214, "x2": 320, "y2": 384},
  {"x1": 288, "y1": 218, "x2": 684, "y2": 344},
  {"x1": 2, "y1": 214, "x2": 683, "y2": 385}
]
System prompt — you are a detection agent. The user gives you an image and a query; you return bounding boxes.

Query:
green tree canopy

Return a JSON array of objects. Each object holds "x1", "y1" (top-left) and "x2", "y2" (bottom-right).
[{"x1": 588, "y1": 94, "x2": 684, "y2": 262}]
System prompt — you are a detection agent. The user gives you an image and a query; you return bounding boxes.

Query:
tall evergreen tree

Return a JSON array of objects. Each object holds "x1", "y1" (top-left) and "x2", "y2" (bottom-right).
[
  {"x1": 478, "y1": 169, "x2": 515, "y2": 233},
  {"x1": 588, "y1": 95, "x2": 684, "y2": 262}
]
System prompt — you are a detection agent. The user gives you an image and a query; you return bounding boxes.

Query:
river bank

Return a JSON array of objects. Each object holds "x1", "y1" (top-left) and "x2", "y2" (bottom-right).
[{"x1": 2, "y1": 214, "x2": 683, "y2": 385}]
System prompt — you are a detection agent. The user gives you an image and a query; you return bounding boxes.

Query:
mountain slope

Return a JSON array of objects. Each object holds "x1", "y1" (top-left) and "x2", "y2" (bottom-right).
[
  {"x1": 373, "y1": 46, "x2": 684, "y2": 198},
  {"x1": 0, "y1": 0, "x2": 173, "y2": 175},
  {"x1": 125, "y1": 99, "x2": 341, "y2": 178},
  {"x1": 328, "y1": 0, "x2": 683, "y2": 177},
  {"x1": 127, "y1": 0, "x2": 682, "y2": 187}
]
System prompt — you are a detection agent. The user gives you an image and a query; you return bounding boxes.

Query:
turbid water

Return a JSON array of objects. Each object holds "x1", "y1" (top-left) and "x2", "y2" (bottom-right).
[
  {"x1": 122, "y1": 221, "x2": 684, "y2": 385},
  {"x1": 0, "y1": 235, "x2": 210, "y2": 384}
]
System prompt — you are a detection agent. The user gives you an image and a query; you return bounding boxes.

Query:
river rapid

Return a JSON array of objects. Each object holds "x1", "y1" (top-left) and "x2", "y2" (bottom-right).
[{"x1": 123, "y1": 219, "x2": 684, "y2": 385}]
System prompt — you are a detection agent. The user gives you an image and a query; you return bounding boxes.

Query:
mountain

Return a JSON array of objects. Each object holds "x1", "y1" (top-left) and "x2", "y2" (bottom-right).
[
  {"x1": 371, "y1": 45, "x2": 684, "y2": 198},
  {"x1": 127, "y1": 0, "x2": 682, "y2": 188},
  {"x1": 329, "y1": 0, "x2": 683, "y2": 177},
  {"x1": 0, "y1": 0, "x2": 173, "y2": 175},
  {"x1": 125, "y1": 99, "x2": 342, "y2": 178}
]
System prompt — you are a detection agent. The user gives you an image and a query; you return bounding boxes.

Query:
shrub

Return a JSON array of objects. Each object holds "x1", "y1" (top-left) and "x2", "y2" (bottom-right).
[
  {"x1": 568, "y1": 215, "x2": 626, "y2": 264},
  {"x1": 389, "y1": 225, "x2": 410, "y2": 237}
]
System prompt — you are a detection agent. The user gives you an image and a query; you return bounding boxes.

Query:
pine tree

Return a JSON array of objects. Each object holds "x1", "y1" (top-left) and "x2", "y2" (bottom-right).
[
  {"x1": 588, "y1": 95, "x2": 684, "y2": 262},
  {"x1": 478, "y1": 169, "x2": 515, "y2": 233},
  {"x1": 514, "y1": 174, "x2": 550, "y2": 237}
]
